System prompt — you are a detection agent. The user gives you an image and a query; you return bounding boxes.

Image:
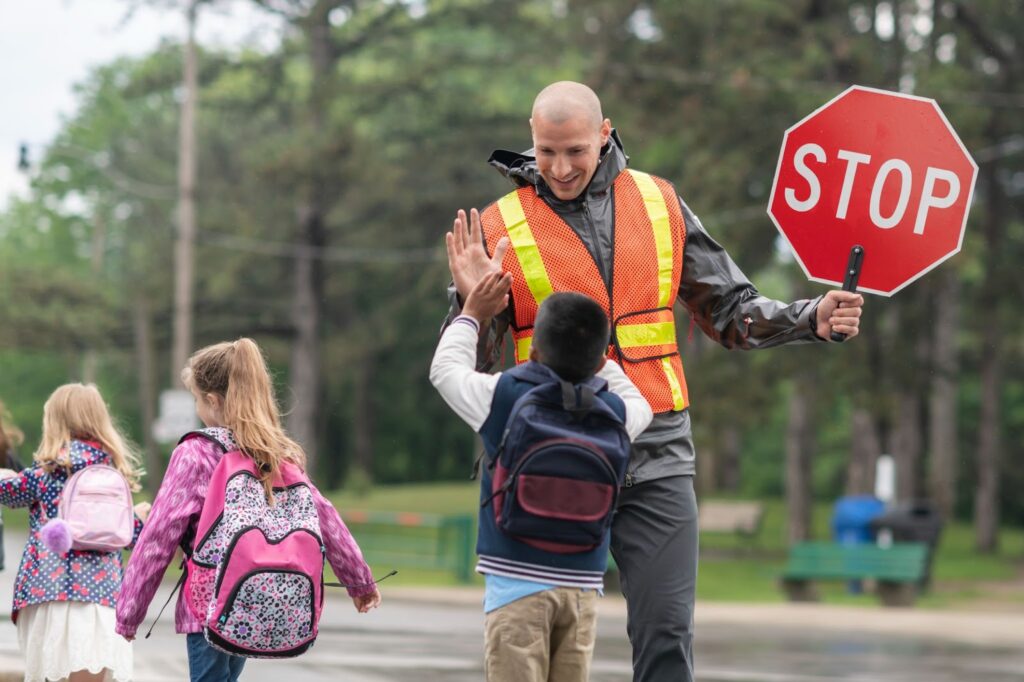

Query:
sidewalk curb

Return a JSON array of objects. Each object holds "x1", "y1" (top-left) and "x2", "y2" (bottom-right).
[{"x1": 369, "y1": 588, "x2": 1024, "y2": 648}]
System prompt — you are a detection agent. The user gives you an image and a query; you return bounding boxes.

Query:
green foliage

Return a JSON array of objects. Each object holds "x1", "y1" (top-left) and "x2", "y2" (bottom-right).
[{"x1": 0, "y1": 1, "x2": 1021, "y2": 542}]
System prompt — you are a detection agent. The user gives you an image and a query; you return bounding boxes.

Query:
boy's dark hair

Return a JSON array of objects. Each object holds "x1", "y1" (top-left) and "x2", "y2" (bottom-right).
[{"x1": 532, "y1": 292, "x2": 610, "y2": 383}]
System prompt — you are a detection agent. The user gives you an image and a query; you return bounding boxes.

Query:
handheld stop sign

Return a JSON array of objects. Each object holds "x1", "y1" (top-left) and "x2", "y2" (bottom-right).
[{"x1": 767, "y1": 85, "x2": 978, "y2": 340}]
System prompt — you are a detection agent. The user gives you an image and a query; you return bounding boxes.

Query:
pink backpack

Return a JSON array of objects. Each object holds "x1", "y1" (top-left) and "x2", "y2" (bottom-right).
[
  {"x1": 56, "y1": 464, "x2": 135, "y2": 552},
  {"x1": 180, "y1": 429, "x2": 327, "y2": 659}
]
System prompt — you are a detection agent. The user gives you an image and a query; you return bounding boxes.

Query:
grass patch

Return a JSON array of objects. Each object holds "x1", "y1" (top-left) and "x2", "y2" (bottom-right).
[{"x1": 4, "y1": 482, "x2": 1022, "y2": 607}]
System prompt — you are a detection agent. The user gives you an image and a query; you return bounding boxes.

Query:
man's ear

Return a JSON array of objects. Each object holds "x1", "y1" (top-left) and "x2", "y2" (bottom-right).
[
  {"x1": 593, "y1": 357, "x2": 607, "y2": 373},
  {"x1": 600, "y1": 118, "x2": 612, "y2": 146},
  {"x1": 529, "y1": 346, "x2": 539, "y2": 363}
]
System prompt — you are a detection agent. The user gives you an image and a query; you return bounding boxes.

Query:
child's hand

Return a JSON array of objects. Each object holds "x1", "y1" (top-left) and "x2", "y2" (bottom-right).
[
  {"x1": 134, "y1": 502, "x2": 152, "y2": 522},
  {"x1": 461, "y1": 271, "x2": 512, "y2": 323},
  {"x1": 0, "y1": 468, "x2": 18, "y2": 480},
  {"x1": 352, "y1": 587, "x2": 382, "y2": 613}
]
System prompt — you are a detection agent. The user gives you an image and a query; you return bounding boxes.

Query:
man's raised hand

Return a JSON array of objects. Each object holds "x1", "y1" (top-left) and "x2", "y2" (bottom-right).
[
  {"x1": 462, "y1": 271, "x2": 513, "y2": 323},
  {"x1": 446, "y1": 208, "x2": 510, "y2": 300}
]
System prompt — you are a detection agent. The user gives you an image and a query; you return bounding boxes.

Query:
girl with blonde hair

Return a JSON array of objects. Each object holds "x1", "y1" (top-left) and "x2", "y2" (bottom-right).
[
  {"x1": 0, "y1": 384, "x2": 150, "y2": 682},
  {"x1": 116, "y1": 338, "x2": 380, "y2": 680}
]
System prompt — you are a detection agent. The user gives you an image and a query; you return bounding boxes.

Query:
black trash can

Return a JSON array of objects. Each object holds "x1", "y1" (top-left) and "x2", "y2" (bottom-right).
[{"x1": 870, "y1": 500, "x2": 944, "y2": 590}]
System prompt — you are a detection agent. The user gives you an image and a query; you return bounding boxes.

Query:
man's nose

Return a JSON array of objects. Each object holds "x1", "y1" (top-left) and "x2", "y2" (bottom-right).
[{"x1": 552, "y1": 154, "x2": 571, "y2": 178}]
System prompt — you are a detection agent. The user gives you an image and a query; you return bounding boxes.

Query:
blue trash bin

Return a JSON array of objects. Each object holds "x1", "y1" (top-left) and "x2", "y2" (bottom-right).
[{"x1": 831, "y1": 495, "x2": 885, "y2": 593}]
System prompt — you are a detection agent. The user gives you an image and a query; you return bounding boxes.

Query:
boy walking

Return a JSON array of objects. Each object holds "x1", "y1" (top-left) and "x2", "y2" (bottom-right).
[{"x1": 430, "y1": 272, "x2": 653, "y2": 681}]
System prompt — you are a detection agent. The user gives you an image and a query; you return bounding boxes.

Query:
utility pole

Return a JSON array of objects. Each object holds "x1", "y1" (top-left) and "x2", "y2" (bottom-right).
[
  {"x1": 82, "y1": 207, "x2": 107, "y2": 384},
  {"x1": 171, "y1": 0, "x2": 199, "y2": 385}
]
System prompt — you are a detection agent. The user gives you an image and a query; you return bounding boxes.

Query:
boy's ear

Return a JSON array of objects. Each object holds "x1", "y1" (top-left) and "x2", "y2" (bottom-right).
[
  {"x1": 528, "y1": 346, "x2": 539, "y2": 362},
  {"x1": 593, "y1": 357, "x2": 607, "y2": 373}
]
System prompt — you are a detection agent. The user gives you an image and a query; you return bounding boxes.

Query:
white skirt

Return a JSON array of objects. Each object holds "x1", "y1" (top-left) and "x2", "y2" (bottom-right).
[{"x1": 17, "y1": 601, "x2": 133, "y2": 682}]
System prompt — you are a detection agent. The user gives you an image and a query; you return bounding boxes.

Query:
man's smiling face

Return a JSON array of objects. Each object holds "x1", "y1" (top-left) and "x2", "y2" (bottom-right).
[{"x1": 531, "y1": 113, "x2": 610, "y2": 201}]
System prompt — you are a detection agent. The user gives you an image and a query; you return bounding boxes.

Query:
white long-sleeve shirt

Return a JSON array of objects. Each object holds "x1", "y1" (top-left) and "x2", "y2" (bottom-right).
[{"x1": 430, "y1": 315, "x2": 653, "y2": 440}]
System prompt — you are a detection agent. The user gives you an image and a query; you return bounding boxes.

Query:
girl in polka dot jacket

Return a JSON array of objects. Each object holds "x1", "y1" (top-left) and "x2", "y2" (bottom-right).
[{"x1": 0, "y1": 383, "x2": 150, "y2": 682}]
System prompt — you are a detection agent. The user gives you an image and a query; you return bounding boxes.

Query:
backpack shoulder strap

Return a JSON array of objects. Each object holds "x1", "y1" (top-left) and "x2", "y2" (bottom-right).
[{"x1": 178, "y1": 427, "x2": 238, "y2": 453}]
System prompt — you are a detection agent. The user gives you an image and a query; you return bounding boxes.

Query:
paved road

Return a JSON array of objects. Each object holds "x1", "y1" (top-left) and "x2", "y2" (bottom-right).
[{"x1": 1, "y1": 530, "x2": 1023, "y2": 680}]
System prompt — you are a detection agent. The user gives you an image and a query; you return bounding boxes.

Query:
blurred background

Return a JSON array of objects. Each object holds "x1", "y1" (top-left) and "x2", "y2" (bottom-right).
[{"x1": 0, "y1": 0, "x2": 1022, "y2": 607}]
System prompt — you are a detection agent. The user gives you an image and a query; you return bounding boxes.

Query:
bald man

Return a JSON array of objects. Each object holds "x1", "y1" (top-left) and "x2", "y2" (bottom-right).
[{"x1": 444, "y1": 81, "x2": 863, "y2": 682}]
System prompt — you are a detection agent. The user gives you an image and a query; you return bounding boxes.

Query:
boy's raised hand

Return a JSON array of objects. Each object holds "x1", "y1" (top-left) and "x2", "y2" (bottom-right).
[
  {"x1": 462, "y1": 271, "x2": 512, "y2": 323},
  {"x1": 446, "y1": 208, "x2": 510, "y2": 300}
]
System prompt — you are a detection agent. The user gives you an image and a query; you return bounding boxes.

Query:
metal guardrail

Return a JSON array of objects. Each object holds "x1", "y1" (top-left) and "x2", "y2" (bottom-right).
[{"x1": 343, "y1": 510, "x2": 475, "y2": 583}]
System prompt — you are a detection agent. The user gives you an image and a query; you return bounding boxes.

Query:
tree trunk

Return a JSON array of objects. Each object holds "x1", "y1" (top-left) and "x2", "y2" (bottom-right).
[
  {"x1": 847, "y1": 407, "x2": 881, "y2": 496},
  {"x1": 171, "y1": 0, "x2": 199, "y2": 385},
  {"x1": 927, "y1": 269, "x2": 959, "y2": 518},
  {"x1": 287, "y1": 216, "x2": 323, "y2": 467},
  {"x1": 889, "y1": 391, "x2": 922, "y2": 502},
  {"x1": 973, "y1": 123, "x2": 1007, "y2": 553},
  {"x1": 785, "y1": 374, "x2": 816, "y2": 543},
  {"x1": 351, "y1": 356, "x2": 375, "y2": 482},
  {"x1": 132, "y1": 294, "x2": 160, "y2": 489},
  {"x1": 719, "y1": 424, "x2": 742, "y2": 493},
  {"x1": 974, "y1": 325, "x2": 1002, "y2": 552},
  {"x1": 286, "y1": 4, "x2": 335, "y2": 470}
]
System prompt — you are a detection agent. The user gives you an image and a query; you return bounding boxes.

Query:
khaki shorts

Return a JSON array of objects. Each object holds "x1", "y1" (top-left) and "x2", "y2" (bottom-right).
[{"x1": 483, "y1": 586, "x2": 598, "y2": 682}]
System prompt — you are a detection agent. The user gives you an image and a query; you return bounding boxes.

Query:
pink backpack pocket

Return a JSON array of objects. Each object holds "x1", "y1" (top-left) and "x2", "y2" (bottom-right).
[{"x1": 205, "y1": 527, "x2": 324, "y2": 656}]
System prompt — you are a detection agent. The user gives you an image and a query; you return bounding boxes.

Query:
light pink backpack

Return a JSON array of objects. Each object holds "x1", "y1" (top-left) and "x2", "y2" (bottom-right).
[{"x1": 58, "y1": 464, "x2": 135, "y2": 551}]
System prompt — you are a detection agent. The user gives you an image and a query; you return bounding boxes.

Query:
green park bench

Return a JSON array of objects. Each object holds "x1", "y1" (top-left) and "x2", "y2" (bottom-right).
[
  {"x1": 781, "y1": 541, "x2": 929, "y2": 606},
  {"x1": 343, "y1": 510, "x2": 475, "y2": 583}
]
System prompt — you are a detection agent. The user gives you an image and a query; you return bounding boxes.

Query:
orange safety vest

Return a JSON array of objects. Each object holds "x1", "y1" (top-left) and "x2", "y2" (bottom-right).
[{"x1": 481, "y1": 169, "x2": 689, "y2": 413}]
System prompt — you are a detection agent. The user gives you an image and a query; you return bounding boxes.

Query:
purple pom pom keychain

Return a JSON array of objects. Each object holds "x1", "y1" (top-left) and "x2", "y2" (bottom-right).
[{"x1": 40, "y1": 518, "x2": 74, "y2": 555}]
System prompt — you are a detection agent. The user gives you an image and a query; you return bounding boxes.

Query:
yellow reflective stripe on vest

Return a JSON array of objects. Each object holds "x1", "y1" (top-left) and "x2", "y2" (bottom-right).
[
  {"x1": 616, "y1": 321, "x2": 675, "y2": 348},
  {"x1": 498, "y1": 192, "x2": 554, "y2": 305},
  {"x1": 661, "y1": 357, "x2": 686, "y2": 411},
  {"x1": 516, "y1": 335, "x2": 533, "y2": 363},
  {"x1": 627, "y1": 170, "x2": 674, "y2": 308}
]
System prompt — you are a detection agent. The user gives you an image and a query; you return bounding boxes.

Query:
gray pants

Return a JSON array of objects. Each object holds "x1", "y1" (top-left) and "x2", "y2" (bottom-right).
[{"x1": 610, "y1": 475, "x2": 698, "y2": 682}]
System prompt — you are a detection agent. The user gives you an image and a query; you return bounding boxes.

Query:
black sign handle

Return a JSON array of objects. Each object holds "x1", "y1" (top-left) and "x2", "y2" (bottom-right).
[{"x1": 830, "y1": 245, "x2": 864, "y2": 343}]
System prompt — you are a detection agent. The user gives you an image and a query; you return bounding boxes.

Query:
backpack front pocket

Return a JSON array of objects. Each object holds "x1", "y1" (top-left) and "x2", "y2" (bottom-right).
[
  {"x1": 210, "y1": 569, "x2": 315, "y2": 656},
  {"x1": 498, "y1": 438, "x2": 619, "y2": 553}
]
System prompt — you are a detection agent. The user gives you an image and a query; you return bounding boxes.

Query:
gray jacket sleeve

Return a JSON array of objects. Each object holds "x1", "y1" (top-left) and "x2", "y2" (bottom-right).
[
  {"x1": 678, "y1": 199, "x2": 826, "y2": 349},
  {"x1": 442, "y1": 282, "x2": 512, "y2": 372}
]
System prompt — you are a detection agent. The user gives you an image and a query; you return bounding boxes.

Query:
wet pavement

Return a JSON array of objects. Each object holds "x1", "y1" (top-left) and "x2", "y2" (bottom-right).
[{"x1": 1, "y1": 530, "x2": 1022, "y2": 680}]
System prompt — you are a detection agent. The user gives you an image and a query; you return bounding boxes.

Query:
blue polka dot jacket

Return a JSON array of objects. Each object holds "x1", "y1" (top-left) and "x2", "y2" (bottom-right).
[{"x1": 0, "y1": 439, "x2": 144, "y2": 622}]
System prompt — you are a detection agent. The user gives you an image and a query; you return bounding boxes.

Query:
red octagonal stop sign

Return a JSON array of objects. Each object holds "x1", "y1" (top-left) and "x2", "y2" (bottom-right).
[{"x1": 768, "y1": 85, "x2": 977, "y2": 296}]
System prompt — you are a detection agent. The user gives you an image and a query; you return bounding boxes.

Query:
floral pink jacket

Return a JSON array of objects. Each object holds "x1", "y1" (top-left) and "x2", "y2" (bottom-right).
[{"x1": 115, "y1": 429, "x2": 374, "y2": 638}]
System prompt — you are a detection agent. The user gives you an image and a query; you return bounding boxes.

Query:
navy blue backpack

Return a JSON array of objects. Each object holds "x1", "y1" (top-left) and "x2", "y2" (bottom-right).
[{"x1": 483, "y1": 364, "x2": 631, "y2": 554}]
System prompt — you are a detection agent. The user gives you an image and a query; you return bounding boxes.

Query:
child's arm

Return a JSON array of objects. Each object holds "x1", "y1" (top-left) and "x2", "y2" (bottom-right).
[
  {"x1": 0, "y1": 467, "x2": 41, "y2": 508},
  {"x1": 309, "y1": 485, "x2": 378, "y2": 602},
  {"x1": 429, "y1": 316, "x2": 501, "y2": 431},
  {"x1": 115, "y1": 440, "x2": 211, "y2": 639},
  {"x1": 598, "y1": 360, "x2": 654, "y2": 441},
  {"x1": 429, "y1": 271, "x2": 511, "y2": 431}
]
